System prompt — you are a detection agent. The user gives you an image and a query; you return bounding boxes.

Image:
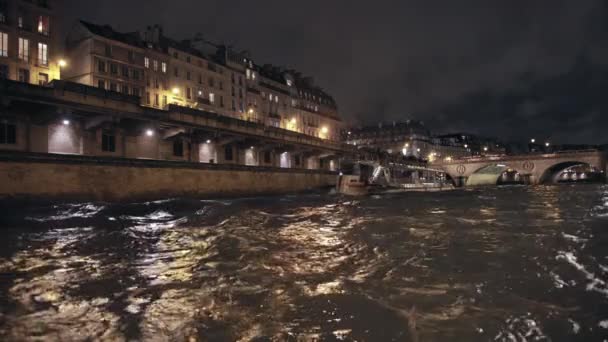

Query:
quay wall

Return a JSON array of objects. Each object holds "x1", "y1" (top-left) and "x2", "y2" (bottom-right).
[{"x1": 0, "y1": 152, "x2": 337, "y2": 202}]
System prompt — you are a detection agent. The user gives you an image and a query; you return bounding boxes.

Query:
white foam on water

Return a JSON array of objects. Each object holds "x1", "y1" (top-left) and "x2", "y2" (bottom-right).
[
  {"x1": 557, "y1": 251, "x2": 608, "y2": 298},
  {"x1": 26, "y1": 204, "x2": 105, "y2": 222}
]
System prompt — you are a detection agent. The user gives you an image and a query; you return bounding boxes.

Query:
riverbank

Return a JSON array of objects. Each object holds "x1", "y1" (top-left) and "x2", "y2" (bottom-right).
[{"x1": 0, "y1": 151, "x2": 337, "y2": 202}]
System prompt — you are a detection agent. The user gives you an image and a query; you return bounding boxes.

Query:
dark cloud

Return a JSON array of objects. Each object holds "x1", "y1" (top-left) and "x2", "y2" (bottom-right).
[{"x1": 61, "y1": 0, "x2": 608, "y2": 144}]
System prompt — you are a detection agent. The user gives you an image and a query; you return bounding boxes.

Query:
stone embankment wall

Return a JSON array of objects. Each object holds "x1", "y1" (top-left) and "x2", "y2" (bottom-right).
[{"x1": 0, "y1": 152, "x2": 337, "y2": 202}]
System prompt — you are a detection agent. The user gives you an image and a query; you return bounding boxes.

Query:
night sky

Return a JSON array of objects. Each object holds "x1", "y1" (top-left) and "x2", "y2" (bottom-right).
[{"x1": 61, "y1": 0, "x2": 608, "y2": 144}]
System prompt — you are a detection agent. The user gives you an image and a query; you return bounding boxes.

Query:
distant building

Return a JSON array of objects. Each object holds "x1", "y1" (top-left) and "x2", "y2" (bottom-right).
[
  {"x1": 0, "y1": 0, "x2": 61, "y2": 85},
  {"x1": 63, "y1": 21, "x2": 342, "y2": 142},
  {"x1": 345, "y1": 122, "x2": 472, "y2": 162},
  {"x1": 434, "y1": 133, "x2": 506, "y2": 156}
]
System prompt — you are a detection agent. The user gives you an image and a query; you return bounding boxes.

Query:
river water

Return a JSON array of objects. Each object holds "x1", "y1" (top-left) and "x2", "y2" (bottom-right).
[{"x1": 1, "y1": 185, "x2": 607, "y2": 341}]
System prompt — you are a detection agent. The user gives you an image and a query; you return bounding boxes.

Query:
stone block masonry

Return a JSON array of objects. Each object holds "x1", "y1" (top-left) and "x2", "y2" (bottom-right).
[{"x1": 0, "y1": 152, "x2": 337, "y2": 202}]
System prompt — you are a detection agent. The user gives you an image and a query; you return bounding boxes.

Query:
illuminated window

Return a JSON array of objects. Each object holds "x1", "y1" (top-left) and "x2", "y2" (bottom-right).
[
  {"x1": 37, "y1": 16, "x2": 50, "y2": 36},
  {"x1": 0, "y1": 121, "x2": 17, "y2": 145},
  {"x1": 0, "y1": 32, "x2": 8, "y2": 57},
  {"x1": 18, "y1": 16, "x2": 23, "y2": 28},
  {"x1": 246, "y1": 69, "x2": 251, "y2": 80},
  {"x1": 144, "y1": 57, "x2": 150, "y2": 68},
  {"x1": 18, "y1": 38, "x2": 29, "y2": 62},
  {"x1": 209, "y1": 93, "x2": 215, "y2": 104},
  {"x1": 37, "y1": 43, "x2": 48, "y2": 66},
  {"x1": 161, "y1": 62, "x2": 167, "y2": 73}
]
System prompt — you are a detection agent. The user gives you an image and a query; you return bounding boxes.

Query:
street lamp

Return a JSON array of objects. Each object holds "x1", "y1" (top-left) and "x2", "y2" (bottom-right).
[
  {"x1": 146, "y1": 129, "x2": 154, "y2": 137},
  {"x1": 545, "y1": 142, "x2": 550, "y2": 147},
  {"x1": 172, "y1": 87, "x2": 180, "y2": 95},
  {"x1": 483, "y1": 147, "x2": 488, "y2": 152},
  {"x1": 62, "y1": 119, "x2": 70, "y2": 126},
  {"x1": 531, "y1": 138, "x2": 536, "y2": 143},
  {"x1": 58, "y1": 59, "x2": 67, "y2": 68}
]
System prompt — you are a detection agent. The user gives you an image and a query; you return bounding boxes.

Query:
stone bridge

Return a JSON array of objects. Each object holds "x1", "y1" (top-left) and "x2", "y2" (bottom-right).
[{"x1": 432, "y1": 150, "x2": 607, "y2": 186}]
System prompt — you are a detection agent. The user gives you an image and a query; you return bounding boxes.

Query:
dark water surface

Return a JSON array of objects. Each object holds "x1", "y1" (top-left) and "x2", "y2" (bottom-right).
[{"x1": 1, "y1": 185, "x2": 608, "y2": 341}]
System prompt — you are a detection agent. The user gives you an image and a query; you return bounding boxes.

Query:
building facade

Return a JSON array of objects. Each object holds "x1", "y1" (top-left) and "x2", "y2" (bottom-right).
[
  {"x1": 63, "y1": 21, "x2": 342, "y2": 144},
  {"x1": 0, "y1": 0, "x2": 61, "y2": 85}
]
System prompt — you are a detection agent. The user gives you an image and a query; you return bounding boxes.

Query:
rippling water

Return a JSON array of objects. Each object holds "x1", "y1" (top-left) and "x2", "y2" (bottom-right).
[{"x1": 1, "y1": 185, "x2": 608, "y2": 341}]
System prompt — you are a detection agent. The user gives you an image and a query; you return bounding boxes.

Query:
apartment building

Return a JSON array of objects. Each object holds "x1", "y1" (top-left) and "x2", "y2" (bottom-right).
[
  {"x1": 0, "y1": 0, "x2": 60, "y2": 85},
  {"x1": 63, "y1": 21, "x2": 342, "y2": 143}
]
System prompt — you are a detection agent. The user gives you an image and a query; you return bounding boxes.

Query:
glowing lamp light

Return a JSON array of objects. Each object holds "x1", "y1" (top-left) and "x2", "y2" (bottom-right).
[
  {"x1": 321, "y1": 126, "x2": 329, "y2": 134},
  {"x1": 464, "y1": 144, "x2": 468, "y2": 148},
  {"x1": 249, "y1": 108, "x2": 254, "y2": 114},
  {"x1": 291, "y1": 118, "x2": 297, "y2": 124},
  {"x1": 62, "y1": 119, "x2": 70, "y2": 126},
  {"x1": 250, "y1": 146, "x2": 254, "y2": 150},
  {"x1": 417, "y1": 148, "x2": 421, "y2": 152},
  {"x1": 58, "y1": 59, "x2": 67, "y2": 68},
  {"x1": 206, "y1": 139, "x2": 212, "y2": 144},
  {"x1": 483, "y1": 147, "x2": 488, "y2": 152},
  {"x1": 172, "y1": 87, "x2": 180, "y2": 95},
  {"x1": 531, "y1": 138, "x2": 536, "y2": 143},
  {"x1": 545, "y1": 142, "x2": 550, "y2": 147},
  {"x1": 146, "y1": 129, "x2": 154, "y2": 137}
]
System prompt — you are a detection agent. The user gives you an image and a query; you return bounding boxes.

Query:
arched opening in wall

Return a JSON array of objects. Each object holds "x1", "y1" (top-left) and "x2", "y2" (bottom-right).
[
  {"x1": 540, "y1": 162, "x2": 604, "y2": 184},
  {"x1": 444, "y1": 173, "x2": 457, "y2": 187},
  {"x1": 467, "y1": 164, "x2": 521, "y2": 186},
  {"x1": 497, "y1": 168, "x2": 524, "y2": 185}
]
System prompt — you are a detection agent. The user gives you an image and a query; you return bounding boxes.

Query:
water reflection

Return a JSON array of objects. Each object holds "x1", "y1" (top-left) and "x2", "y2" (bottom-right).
[{"x1": 0, "y1": 185, "x2": 607, "y2": 341}]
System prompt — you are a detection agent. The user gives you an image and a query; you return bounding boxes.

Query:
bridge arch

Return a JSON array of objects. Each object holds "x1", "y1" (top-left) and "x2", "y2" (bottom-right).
[
  {"x1": 466, "y1": 163, "x2": 524, "y2": 186},
  {"x1": 539, "y1": 161, "x2": 600, "y2": 184}
]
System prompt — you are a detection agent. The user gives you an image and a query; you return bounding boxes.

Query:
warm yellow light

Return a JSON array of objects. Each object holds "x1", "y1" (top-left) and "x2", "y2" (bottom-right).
[
  {"x1": 405, "y1": 143, "x2": 410, "y2": 148},
  {"x1": 291, "y1": 118, "x2": 297, "y2": 124},
  {"x1": 58, "y1": 59, "x2": 67, "y2": 68},
  {"x1": 248, "y1": 108, "x2": 254, "y2": 114},
  {"x1": 321, "y1": 126, "x2": 329, "y2": 134},
  {"x1": 172, "y1": 87, "x2": 180, "y2": 95}
]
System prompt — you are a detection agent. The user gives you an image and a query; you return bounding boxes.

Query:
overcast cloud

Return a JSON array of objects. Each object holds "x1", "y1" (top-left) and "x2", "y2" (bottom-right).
[{"x1": 62, "y1": 0, "x2": 608, "y2": 144}]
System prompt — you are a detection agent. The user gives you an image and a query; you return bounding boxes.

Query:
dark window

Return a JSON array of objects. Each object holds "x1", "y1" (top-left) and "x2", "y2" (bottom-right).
[
  {"x1": 174, "y1": 67, "x2": 179, "y2": 77},
  {"x1": 128, "y1": 51, "x2": 134, "y2": 62},
  {"x1": 101, "y1": 131, "x2": 116, "y2": 152},
  {"x1": 121, "y1": 65, "x2": 129, "y2": 78},
  {"x1": 186, "y1": 56, "x2": 191, "y2": 63},
  {"x1": 264, "y1": 151, "x2": 271, "y2": 164},
  {"x1": 208, "y1": 77, "x2": 214, "y2": 87},
  {"x1": 295, "y1": 155, "x2": 301, "y2": 166},
  {"x1": 219, "y1": 81, "x2": 223, "y2": 90},
  {"x1": 173, "y1": 140, "x2": 184, "y2": 157},
  {"x1": 38, "y1": 73, "x2": 48, "y2": 86},
  {"x1": 110, "y1": 83, "x2": 117, "y2": 92},
  {"x1": 132, "y1": 87, "x2": 140, "y2": 97},
  {"x1": 18, "y1": 68, "x2": 29, "y2": 83},
  {"x1": 0, "y1": 64, "x2": 8, "y2": 79},
  {"x1": 220, "y1": 95, "x2": 224, "y2": 107},
  {"x1": 173, "y1": 52, "x2": 178, "y2": 58},
  {"x1": 105, "y1": 44, "x2": 112, "y2": 57},
  {"x1": 0, "y1": 121, "x2": 17, "y2": 145},
  {"x1": 98, "y1": 79, "x2": 105, "y2": 89},
  {"x1": 224, "y1": 145, "x2": 233, "y2": 161},
  {"x1": 186, "y1": 87, "x2": 191, "y2": 100},
  {"x1": 186, "y1": 71, "x2": 191, "y2": 80},
  {"x1": 98, "y1": 60, "x2": 106, "y2": 73},
  {"x1": 110, "y1": 63, "x2": 118, "y2": 74}
]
